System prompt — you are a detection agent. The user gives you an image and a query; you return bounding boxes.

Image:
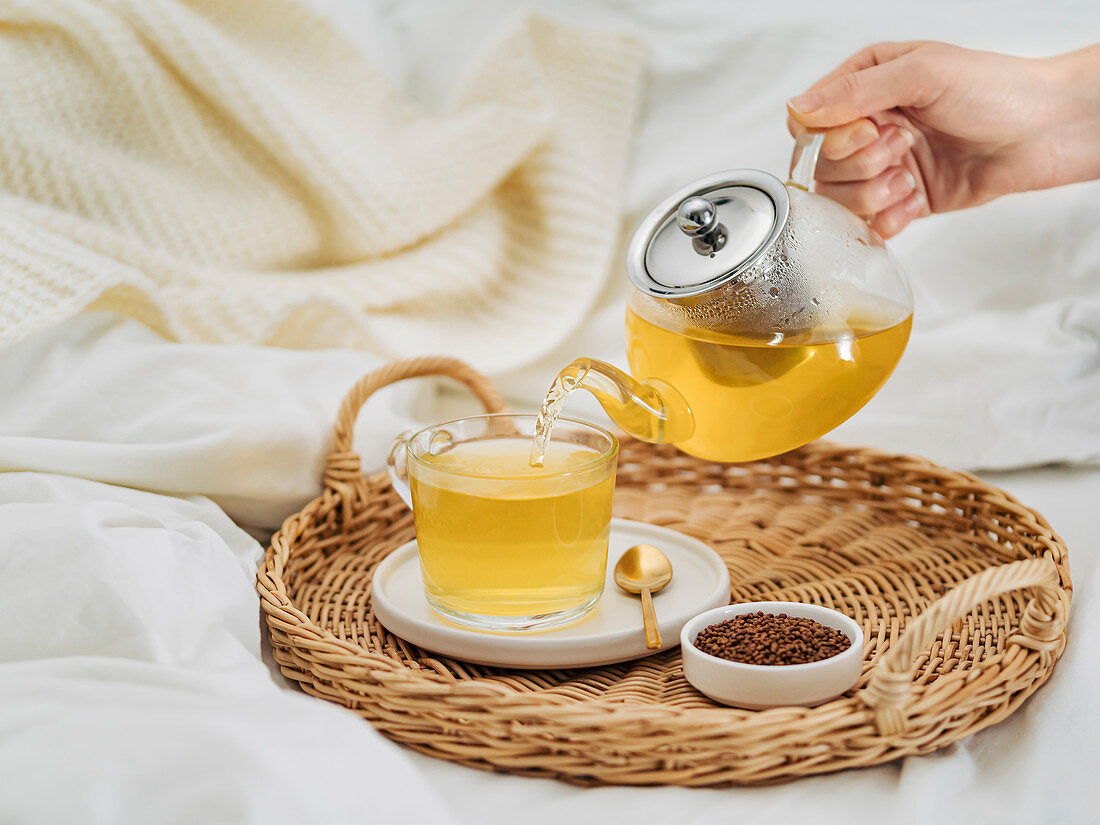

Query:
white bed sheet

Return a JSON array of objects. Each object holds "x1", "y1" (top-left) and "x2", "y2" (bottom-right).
[
  {"x1": 3, "y1": 0, "x2": 1100, "y2": 822},
  {"x1": 0, "y1": 471, "x2": 462, "y2": 825},
  {"x1": 357, "y1": 0, "x2": 1100, "y2": 472},
  {"x1": 0, "y1": 313, "x2": 1095, "y2": 824}
]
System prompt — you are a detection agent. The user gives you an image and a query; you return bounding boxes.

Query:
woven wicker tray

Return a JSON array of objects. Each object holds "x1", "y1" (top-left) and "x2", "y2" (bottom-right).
[{"x1": 258, "y1": 357, "x2": 1072, "y2": 786}]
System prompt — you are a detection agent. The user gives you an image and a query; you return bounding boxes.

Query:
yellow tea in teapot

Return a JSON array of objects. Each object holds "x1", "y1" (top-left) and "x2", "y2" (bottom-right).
[
  {"x1": 625, "y1": 306, "x2": 912, "y2": 462},
  {"x1": 409, "y1": 437, "x2": 614, "y2": 621}
]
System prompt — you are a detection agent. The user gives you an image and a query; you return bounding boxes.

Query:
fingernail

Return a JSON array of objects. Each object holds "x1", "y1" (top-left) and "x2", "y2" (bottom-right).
[
  {"x1": 899, "y1": 128, "x2": 916, "y2": 148},
  {"x1": 890, "y1": 170, "x2": 917, "y2": 197},
  {"x1": 851, "y1": 122, "x2": 879, "y2": 149},
  {"x1": 787, "y1": 93, "x2": 821, "y2": 114},
  {"x1": 905, "y1": 191, "x2": 925, "y2": 214}
]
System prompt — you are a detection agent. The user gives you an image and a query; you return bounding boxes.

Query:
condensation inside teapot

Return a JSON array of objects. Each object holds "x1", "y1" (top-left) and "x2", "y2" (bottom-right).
[{"x1": 640, "y1": 186, "x2": 911, "y2": 343}]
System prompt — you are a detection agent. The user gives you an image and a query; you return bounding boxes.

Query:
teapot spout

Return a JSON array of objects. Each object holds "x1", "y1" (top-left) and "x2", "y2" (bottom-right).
[{"x1": 558, "y1": 358, "x2": 694, "y2": 445}]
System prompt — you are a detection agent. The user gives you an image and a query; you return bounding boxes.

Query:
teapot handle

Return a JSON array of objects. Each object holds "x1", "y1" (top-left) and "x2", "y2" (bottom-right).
[{"x1": 788, "y1": 129, "x2": 825, "y2": 191}]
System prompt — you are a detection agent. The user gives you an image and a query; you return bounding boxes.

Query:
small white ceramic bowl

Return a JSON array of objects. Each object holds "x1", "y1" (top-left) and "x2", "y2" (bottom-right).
[{"x1": 680, "y1": 602, "x2": 864, "y2": 709}]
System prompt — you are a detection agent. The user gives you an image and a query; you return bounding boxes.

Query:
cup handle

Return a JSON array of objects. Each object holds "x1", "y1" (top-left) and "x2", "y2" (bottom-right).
[
  {"x1": 788, "y1": 129, "x2": 825, "y2": 192},
  {"x1": 386, "y1": 431, "x2": 415, "y2": 509},
  {"x1": 320, "y1": 356, "x2": 509, "y2": 525}
]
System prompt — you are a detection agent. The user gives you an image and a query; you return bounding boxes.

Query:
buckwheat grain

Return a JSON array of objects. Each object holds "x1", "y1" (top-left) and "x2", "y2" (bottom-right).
[{"x1": 692, "y1": 612, "x2": 851, "y2": 665}]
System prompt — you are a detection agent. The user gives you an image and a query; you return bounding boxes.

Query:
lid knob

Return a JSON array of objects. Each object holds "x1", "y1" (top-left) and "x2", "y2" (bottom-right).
[
  {"x1": 676, "y1": 196, "x2": 727, "y2": 256},
  {"x1": 627, "y1": 169, "x2": 789, "y2": 295}
]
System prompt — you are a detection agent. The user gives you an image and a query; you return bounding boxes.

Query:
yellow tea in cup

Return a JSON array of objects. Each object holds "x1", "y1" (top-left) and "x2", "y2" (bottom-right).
[{"x1": 390, "y1": 415, "x2": 618, "y2": 631}]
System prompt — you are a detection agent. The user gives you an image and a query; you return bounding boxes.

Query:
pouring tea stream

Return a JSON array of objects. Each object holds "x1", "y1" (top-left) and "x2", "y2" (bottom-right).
[{"x1": 531, "y1": 132, "x2": 913, "y2": 465}]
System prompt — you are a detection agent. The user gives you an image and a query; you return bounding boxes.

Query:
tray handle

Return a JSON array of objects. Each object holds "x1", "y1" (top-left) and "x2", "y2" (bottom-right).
[
  {"x1": 323, "y1": 356, "x2": 508, "y2": 514},
  {"x1": 863, "y1": 557, "x2": 1066, "y2": 735}
]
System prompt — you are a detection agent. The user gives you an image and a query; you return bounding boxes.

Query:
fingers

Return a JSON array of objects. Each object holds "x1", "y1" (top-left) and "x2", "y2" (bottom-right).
[
  {"x1": 802, "y1": 41, "x2": 921, "y2": 95},
  {"x1": 816, "y1": 166, "x2": 918, "y2": 217},
  {"x1": 869, "y1": 190, "x2": 928, "y2": 238},
  {"x1": 818, "y1": 168, "x2": 927, "y2": 238},
  {"x1": 820, "y1": 119, "x2": 879, "y2": 160},
  {"x1": 788, "y1": 116, "x2": 880, "y2": 160},
  {"x1": 788, "y1": 51, "x2": 939, "y2": 129},
  {"x1": 785, "y1": 41, "x2": 936, "y2": 236},
  {"x1": 813, "y1": 124, "x2": 915, "y2": 182}
]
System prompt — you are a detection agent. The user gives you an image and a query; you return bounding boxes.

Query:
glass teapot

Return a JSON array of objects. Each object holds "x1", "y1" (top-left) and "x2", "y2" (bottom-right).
[{"x1": 554, "y1": 133, "x2": 914, "y2": 463}]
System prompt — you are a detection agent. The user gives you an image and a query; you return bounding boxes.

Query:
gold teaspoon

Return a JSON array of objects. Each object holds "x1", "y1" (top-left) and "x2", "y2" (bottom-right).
[{"x1": 613, "y1": 544, "x2": 674, "y2": 649}]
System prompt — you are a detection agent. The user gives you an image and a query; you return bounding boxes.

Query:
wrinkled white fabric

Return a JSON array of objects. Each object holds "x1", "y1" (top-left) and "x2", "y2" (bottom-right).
[
  {"x1": 0, "y1": 434, "x2": 1095, "y2": 824},
  {"x1": 0, "y1": 312, "x2": 430, "y2": 529},
  {"x1": 463, "y1": 0, "x2": 1099, "y2": 472},
  {"x1": 0, "y1": 471, "x2": 458, "y2": 824},
  {"x1": 364, "y1": 4, "x2": 1100, "y2": 821},
  {"x1": 0, "y1": 0, "x2": 1098, "y2": 823}
]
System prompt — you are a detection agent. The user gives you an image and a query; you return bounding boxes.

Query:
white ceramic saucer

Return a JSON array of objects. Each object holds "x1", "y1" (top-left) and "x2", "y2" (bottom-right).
[{"x1": 372, "y1": 518, "x2": 731, "y2": 669}]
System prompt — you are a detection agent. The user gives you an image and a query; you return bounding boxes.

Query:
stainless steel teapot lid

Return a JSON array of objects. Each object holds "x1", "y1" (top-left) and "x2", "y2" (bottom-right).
[{"x1": 627, "y1": 169, "x2": 791, "y2": 299}]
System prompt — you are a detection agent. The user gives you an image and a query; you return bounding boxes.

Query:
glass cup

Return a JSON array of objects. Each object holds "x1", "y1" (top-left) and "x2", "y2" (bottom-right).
[{"x1": 388, "y1": 414, "x2": 618, "y2": 631}]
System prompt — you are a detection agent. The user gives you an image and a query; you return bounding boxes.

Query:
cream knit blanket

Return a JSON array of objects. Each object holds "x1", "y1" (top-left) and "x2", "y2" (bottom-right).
[{"x1": 0, "y1": 0, "x2": 643, "y2": 372}]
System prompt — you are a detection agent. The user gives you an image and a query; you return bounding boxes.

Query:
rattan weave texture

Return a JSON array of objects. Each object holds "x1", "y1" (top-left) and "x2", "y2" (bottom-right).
[{"x1": 258, "y1": 357, "x2": 1072, "y2": 786}]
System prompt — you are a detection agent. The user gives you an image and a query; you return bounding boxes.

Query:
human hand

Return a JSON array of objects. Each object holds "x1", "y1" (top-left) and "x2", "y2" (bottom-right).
[{"x1": 787, "y1": 41, "x2": 1100, "y2": 237}]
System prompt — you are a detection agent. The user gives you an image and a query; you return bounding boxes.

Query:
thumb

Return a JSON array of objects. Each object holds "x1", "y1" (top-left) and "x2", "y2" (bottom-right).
[{"x1": 787, "y1": 56, "x2": 935, "y2": 128}]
